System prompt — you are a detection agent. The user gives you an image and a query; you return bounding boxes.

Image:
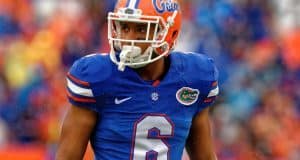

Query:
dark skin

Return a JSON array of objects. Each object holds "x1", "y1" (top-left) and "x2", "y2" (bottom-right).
[
  {"x1": 186, "y1": 108, "x2": 217, "y2": 160},
  {"x1": 56, "y1": 105, "x2": 97, "y2": 160},
  {"x1": 56, "y1": 22, "x2": 217, "y2": 160}
]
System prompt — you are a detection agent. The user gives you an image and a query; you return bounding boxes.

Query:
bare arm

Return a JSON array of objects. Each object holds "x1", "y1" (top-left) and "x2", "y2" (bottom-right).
[
  {"x1": 56, "y1": 105, "x2": 98, "y2": 160},
  {"x1": 186, "y1": 107, "x2": 217, "y2": 160}
]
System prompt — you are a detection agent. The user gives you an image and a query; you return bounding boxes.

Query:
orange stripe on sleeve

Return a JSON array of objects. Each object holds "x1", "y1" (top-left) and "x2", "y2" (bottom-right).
[
  {"x1": 66, "y1": 90, "x2": 96, "y2": 103},
  {"x1": 67, "y1": 72, "x2": 90, "y2": 87}
]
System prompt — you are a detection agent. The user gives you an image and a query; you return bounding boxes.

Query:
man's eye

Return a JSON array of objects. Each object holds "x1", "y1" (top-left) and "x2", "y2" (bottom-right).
[
  {"x1": 137, "y1": 27, "x2": 146, "y2": 33},
  {"x1": 121, "y1": 25, "x2": 130, "y2": 33}
]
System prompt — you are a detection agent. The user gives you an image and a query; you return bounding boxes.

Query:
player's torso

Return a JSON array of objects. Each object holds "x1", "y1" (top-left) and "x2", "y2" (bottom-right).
[{"x1": 90, "y1": 54, "x2": 201, "y2": 160}]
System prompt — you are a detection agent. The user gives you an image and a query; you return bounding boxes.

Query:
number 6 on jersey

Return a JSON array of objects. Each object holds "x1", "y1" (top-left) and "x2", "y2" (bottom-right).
[{"x1": 130, "y1": 114, "x2": 174, "y2": 160}]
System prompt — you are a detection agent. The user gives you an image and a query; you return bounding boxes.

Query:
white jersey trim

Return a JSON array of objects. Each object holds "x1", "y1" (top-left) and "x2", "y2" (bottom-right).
[
  {"x1": 67, "y1": 78, "x2": 94, "y2": 97},
  {"x1": 208, "y1": 86, "x2": 219, "y2": 97}
]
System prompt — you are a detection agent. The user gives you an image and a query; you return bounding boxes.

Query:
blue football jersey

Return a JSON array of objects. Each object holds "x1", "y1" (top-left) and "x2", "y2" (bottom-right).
[{"x1": 66, "y1": 52, "x2": 219, "y2": 160}]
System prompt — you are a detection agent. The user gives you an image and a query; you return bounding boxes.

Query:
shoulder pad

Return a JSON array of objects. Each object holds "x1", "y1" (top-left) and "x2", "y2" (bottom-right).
[
  {"x1": 178, "y1": 52, "x2": 218, "y2": 82},
  {"x1": 69, "y1": 53, "x2": 112, "y2": 83}
]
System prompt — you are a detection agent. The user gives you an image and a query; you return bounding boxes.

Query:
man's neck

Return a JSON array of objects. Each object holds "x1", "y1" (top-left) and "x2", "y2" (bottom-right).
[{"x1": 135, "y1": 57, "x2": 169, "y2": 81}]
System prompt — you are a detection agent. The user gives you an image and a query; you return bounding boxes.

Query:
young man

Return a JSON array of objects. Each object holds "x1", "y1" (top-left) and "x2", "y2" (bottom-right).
[{"x1": 56, "y1": 0, "x2": 219, "y2": 160}]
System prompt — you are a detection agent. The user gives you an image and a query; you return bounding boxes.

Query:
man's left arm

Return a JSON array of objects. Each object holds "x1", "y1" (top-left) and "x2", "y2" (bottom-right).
[{"x1": 186, "y1": 107, "x2": 217, "y2": 160}]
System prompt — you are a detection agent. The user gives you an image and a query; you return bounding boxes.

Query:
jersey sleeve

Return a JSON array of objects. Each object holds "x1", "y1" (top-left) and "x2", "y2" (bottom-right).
[
  {"x1": 197, "y1": 57, "x2": 219, "y2": 112},
  {"x1": 66, "y1": 58, "x2": 98, "y2": 111}
]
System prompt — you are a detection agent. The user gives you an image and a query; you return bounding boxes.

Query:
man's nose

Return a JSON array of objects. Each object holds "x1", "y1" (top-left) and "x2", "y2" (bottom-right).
[
  {"x1": 122, "y1": 30, "x2": 136, "y2": 46},
  {"x1": 123, "y1": 30, "x2": 136, "y2": 40}
]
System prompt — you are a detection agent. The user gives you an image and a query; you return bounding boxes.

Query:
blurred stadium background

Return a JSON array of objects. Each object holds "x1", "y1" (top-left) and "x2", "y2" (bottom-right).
[{"x1": 0, "y1": 0, "x2": 299, "y2": 159}]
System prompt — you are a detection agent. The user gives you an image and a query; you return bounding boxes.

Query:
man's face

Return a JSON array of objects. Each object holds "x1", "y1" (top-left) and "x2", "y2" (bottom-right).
[{"x1": 118, "y1": 22, "x2": 157, "y2": 54}]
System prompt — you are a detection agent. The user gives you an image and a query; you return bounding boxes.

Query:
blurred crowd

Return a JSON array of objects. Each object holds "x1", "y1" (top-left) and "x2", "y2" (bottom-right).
[{"x1": 0, "y1": 0, "x2": 299, "y2": 159}]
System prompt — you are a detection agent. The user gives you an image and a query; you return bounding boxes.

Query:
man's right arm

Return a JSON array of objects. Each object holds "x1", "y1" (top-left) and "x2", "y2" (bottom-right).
[{"x1": 56, "y1": 105, "x2": 97, "y2": 160}]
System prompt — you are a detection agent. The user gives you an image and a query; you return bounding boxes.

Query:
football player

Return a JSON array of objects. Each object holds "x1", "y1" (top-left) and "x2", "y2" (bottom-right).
[{"x1": 56, "y1": 0, "x2": 219, "y2": 160}]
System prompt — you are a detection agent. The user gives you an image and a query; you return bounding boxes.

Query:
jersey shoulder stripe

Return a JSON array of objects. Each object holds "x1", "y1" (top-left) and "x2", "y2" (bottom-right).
[
  {"x1": 207, "y1": 86, "x2": 219, "y2": 98},
  {"x1": 66, "y1": 78, "x2": 94, "y2": 97},
  {"x1": 66, "y1": 89, "x2": 96, "y2": 103},
  {"x1": 67, "y1": 72, "x2": 90, "y2": 87}
]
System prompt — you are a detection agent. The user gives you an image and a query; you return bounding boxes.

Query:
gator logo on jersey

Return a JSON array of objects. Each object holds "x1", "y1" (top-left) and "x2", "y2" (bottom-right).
[{"x1": 176, "y1": 87, "x2": 199, "y2": 106}]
